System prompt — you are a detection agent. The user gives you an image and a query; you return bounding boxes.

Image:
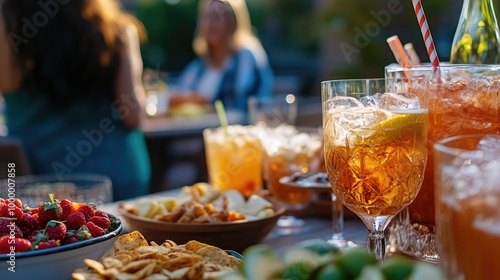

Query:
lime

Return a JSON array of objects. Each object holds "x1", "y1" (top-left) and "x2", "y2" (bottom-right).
[
  {"x1": 241, "y1": 244, "x2": 285, "y2": 280},
  {"x1": 280, "y1": 262, "x2": 314, "y2": 280},
  {"x1": 337, "y1": 248, "x2": 377, "y2": 279},
  {"x1": 357, "y1": 265, "x2": 385, "y2": 280},
  {"x1": 316, "y1": 263, "x2": 346, "y2": 280},
  {"x1": 295, "y1": 239, "x2": 339, "y2": 255},
  {"x1": 283, "y1": 246, "x2": 320, "y2": 266},
  {"x1": 380, "y1": 255, "x2": 414, "y2": 280},
  {"x1": 409, "y1": 261, "x2": 446, "y2": 280}
]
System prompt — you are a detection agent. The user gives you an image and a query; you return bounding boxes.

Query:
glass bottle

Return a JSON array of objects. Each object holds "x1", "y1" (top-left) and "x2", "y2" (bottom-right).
[{"x1": 450, "y1": 0, "x2": 500, "y2": 64}]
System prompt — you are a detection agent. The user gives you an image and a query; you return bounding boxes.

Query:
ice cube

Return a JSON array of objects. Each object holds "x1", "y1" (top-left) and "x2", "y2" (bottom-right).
[
  {"x1": 379, "y1": 92, "x2": 420, "y2": 111},
  {"x1": 324, "y1": 96, "x2": 364, "y2": 111},
  {"x1": 474, "y1": 216, "x2": 500, "y2": 236},
  {"x1": 360, "y1": 93, "x2": 383, "y2": 107},
  {"x1": 477, "y1": 135, "x2": 500, "y2": 153},
  {"x1": 337, "y1": 107, "x2": 389, "y2": 129}
]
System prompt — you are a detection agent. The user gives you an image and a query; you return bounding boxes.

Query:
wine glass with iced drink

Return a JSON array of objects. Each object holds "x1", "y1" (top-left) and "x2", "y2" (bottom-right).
[{"x1": 321, "y1": 78, "x2": 428, "y2": 261}]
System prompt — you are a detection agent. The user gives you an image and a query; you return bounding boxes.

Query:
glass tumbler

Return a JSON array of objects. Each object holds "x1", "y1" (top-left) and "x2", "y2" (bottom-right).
[
  {"x1": 386, "y1": 64, "x2": 500, "y2": 263},
  {"x1": 434, "y1": 134, "x2": 500, "y2": 280}
]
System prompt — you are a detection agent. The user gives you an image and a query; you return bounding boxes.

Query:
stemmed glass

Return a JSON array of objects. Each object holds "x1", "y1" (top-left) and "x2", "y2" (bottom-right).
[
  {"x1": 321, "y1": 78, "x2": 429, "y2": 261},
  {"x1": 280, "y1": 171, "x2": 353, "y2": 249}
]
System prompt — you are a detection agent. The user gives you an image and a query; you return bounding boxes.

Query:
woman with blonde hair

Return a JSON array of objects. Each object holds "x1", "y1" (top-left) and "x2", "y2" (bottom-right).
[
  {"x1": 0, "y1": 0, "x2": 151, "y2": 200},
  {"x1": 172, "y1": 0, "x2": 274, "y2": 112}
]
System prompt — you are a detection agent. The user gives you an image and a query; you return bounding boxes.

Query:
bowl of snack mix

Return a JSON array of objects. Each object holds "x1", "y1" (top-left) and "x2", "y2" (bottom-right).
[{"x1": 118, "y1": 183, "x2": 286, "y2": 252}]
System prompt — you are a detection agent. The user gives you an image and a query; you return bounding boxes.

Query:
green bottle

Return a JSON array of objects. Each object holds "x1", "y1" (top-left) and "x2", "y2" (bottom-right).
[{"x1": 450, "y1": 0, "x2": 500, "y2": 64}]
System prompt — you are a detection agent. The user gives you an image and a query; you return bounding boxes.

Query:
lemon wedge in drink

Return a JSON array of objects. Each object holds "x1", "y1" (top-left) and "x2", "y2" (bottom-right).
[{"x1": 362, "y1": 110, "x2": 428, "y2": 145}]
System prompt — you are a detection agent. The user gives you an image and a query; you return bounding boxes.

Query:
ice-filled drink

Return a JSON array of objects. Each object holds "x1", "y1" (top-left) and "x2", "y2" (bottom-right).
[
  {"x1": 260, "y1": 125, "x2": 322, "y2": 207},
  {"x1": 434, "y1": 134, "x2": 500, "y2": 280},
  {"x1": 322, "y1": 78, "x2": 428, "y2": 261},
  {"x1": 323, "y1": 95, "x2": 428, "y2": 217},
  {"x1": 203, "y1": 125, "x2": 263, "y2": 197},
  {"x1": 386, "y1": 64, "x2": 500, "y2": 262}
]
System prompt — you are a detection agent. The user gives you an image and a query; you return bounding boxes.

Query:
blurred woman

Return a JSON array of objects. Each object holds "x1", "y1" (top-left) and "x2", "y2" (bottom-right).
[
  {"x1": 172, "y1": 0, "x2": 274, "y2": 113},
  {"x1": 0, "y1": 0, "x2": 151, "y2": 201}
]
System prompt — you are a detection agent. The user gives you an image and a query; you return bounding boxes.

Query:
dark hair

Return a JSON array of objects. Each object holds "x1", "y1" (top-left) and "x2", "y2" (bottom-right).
[{"x1": 1, "y1": 0, "x2": 145, "y2": 102}]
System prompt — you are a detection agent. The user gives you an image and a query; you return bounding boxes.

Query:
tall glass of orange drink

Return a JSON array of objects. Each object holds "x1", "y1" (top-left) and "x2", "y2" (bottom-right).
[
  {"x1": 203, "y1": 125, "x2": 263, "y2": 197},
  {"x1": 386, "y1": 64, "x2": 500, "y2": 262},
  {"x1": 434, "y1": 134, "x2": 500, "y2": 280},
  {"x1": 322, "y1": 78, "x2": 429, "y2": 261}
]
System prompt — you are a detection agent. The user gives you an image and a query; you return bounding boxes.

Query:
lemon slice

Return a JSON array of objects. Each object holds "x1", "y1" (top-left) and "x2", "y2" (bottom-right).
[
  {"x1": 363, "y1": 110, "x2": 427, "y2": 145},
  {"x1": 373, "y1": 111, "x2": 425, "y2": 130}
]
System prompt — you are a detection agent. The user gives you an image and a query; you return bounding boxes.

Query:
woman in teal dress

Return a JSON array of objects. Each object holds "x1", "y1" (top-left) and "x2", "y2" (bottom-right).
[{"x1": 0, "y1": 0, "x2": 150, "y2": 201}]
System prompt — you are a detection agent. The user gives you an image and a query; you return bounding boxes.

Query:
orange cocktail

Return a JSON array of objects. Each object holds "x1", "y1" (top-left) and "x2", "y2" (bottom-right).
[
  {"x1": 435, "y1": 134, "x2": 500, "y2": 280},
  {"x1": 203, "y1": 125, "x2": 263, "y2": 197},
  {"x1": 261, "y1": 126, "x2": 322, "y2": 207},
  {"x1": 322, "y1": 77, "x2": 429, "y2": 261},
  {"x1": 324, "y1": 109, "x2": 428, "y2": 217}
]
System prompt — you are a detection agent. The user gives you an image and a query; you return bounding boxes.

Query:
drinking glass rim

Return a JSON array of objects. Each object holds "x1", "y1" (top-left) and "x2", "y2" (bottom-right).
[
  {"x1": 434, "y1": 134, "x2": 500, "y2": 156},
  {"x1": 320, "y1": 77, "x2": 428, "y2": 85},
  {"x1": 385, "y1": 63, "x2": 500, "y2": 72}
]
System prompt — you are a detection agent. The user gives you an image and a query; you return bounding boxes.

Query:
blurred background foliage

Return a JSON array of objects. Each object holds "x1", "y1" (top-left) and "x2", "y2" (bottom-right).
[{"x1": 126, "y1": 0, "x2": 484, "y2": 95}]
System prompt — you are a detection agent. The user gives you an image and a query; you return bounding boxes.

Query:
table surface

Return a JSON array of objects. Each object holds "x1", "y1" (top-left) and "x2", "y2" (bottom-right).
[
  {"x1": 99, "y1": 188, "x2": 368, "y2": 255},
  {"x1": 140, "y1": 110, "x2": 246, "y2": 138}
]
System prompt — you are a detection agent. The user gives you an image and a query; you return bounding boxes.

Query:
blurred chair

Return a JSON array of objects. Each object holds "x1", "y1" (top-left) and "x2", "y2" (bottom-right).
[{"x1": 0, "y1": 137, "x2": 31, "y2": 179}]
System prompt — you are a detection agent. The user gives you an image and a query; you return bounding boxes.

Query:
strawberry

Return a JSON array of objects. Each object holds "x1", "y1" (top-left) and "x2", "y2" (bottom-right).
[
  {"x1": 12, "y1": 198, "x2": 23, "y2": 208},
  {"x1": 0, "y1": 204, "x2": 23, "y2": 220},
  {"x1": 89, "y1": 216, "x2": 110, "y2": 230},
  {"x1": 27, "y1": 230, "x2": 44, "y2": 243},
  {"x1": 74, "y1": 203, "x2": 95, "y2": 220},
  {"x1": 75, "y1": 226, "x2": 91, "y2": 240},
  {"x1": 94, "y1": 210, "x2": 109, "y2": 218},
  {"x1": 63, "y1": 236, "x2": 79, "y2": 245},
  {"x1": 85, "y1": 221, "x2": 104, "y2": 237},
  {"x1": 18, "y1": 213, "x2": 39, "y2": 238},
  {"x1": 0, "y1": 236, "x2": 31, "y2": 253},
  {"x1": 45, "y1": 220, "x2": 66, "y2": 240},
  {"x1": 0, "y1": 219, "x2": 23, "y2": 237},
  {"x1": 36, "y1": 239, "x2": 60, "y2": 250},
  {"x1": 27, "y1": 207, "x2": 39, "y2": 215},
  {"x1": 66, "y1": 212, "x2": 86, "y2": 230},
  {"x1": 59, "y1": 199, "x2": 75, "y2": 220},
  {"x1": 37, "y1": 194, "x2": 62, "y2": 227}
]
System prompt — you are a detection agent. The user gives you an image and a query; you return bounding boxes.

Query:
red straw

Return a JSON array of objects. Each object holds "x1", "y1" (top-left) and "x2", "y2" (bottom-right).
[{"x1": 411, "y1": 0, "x2": 440, "y2": 72}]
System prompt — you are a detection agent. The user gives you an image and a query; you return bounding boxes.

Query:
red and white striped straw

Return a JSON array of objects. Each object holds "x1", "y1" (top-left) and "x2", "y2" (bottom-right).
[{"x1": 411, "y1": 0, "x2": 440, "y2": 71}]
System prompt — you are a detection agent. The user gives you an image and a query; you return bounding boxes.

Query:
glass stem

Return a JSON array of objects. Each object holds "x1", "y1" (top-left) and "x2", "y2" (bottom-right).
[
  {"x1": 330, "y1": 191, "x2": 344, "y2": 239},
  {"x1": 368, "y1": 230, "x2": 386, "y2": 262}
]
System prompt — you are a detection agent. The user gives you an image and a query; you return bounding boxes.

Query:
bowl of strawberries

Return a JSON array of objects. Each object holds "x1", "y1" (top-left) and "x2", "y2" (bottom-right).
[{"x1": 0, "y1": 194, "x2": 122, "y2": 279}]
